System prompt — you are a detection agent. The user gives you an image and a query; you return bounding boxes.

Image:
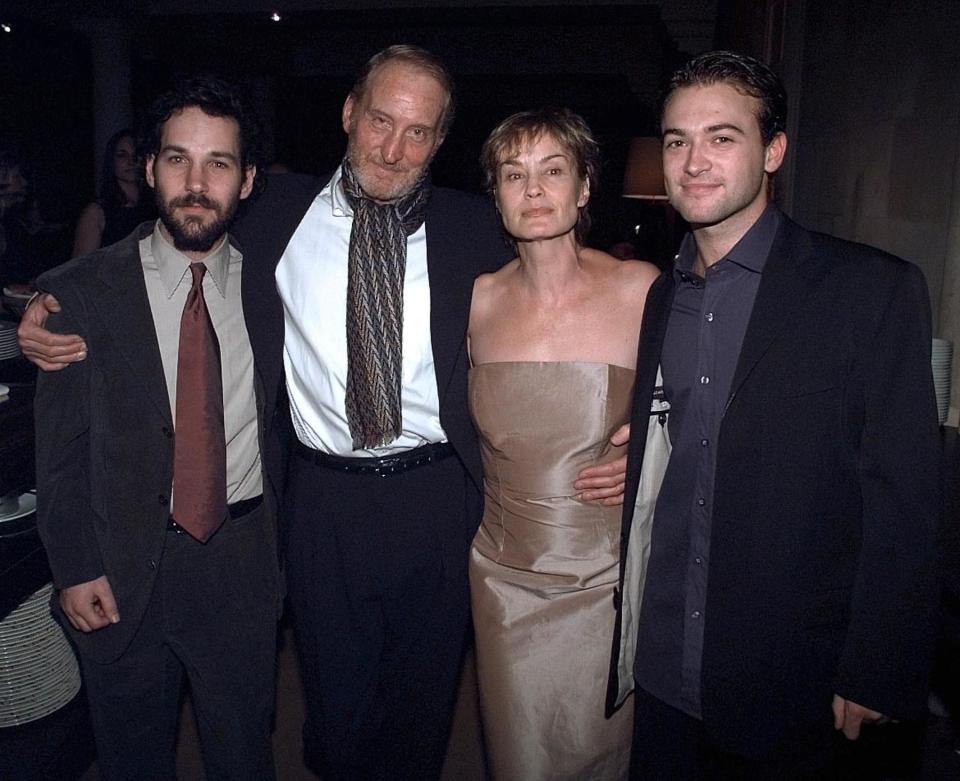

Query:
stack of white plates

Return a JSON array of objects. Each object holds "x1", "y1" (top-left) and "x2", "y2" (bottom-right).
[
  {"x1": 932, "y1": 338, "x2": 953, "y2": 425},
  {"x1": 0, "y1": 582, "x2": 81, "y2": 727},
  {"x1": 0, "y1": 492, "x2": 36, "y2": 535},
  {"x1": 0, "y1": 320, "x2": 20, "y2": 360}
]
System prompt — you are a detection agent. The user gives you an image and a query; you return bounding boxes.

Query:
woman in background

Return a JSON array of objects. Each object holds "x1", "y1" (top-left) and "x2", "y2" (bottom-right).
[
  {"x1": 72, "y1": 128, "x2": 154, "y2": 257},
  {"x1": 468, "y1": 108, "x2": 659, "y2": 780}
]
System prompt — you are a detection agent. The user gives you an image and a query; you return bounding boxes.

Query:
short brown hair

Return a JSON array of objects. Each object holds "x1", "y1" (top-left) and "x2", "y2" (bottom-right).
[
  {"x1": 480, "y1": 107, "x2": 600, "y2": 243},
  {"x1": 350, "y1": 45, "x2": 456, "y2": 140}
]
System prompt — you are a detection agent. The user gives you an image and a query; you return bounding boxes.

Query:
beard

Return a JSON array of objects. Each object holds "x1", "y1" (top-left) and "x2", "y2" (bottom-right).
[
  {"x1": 345, "y1": 137, "x2": 430, "y2": 203},
  {"x1": 156, "y1": 191, "x2": 238, "y2": 253}
]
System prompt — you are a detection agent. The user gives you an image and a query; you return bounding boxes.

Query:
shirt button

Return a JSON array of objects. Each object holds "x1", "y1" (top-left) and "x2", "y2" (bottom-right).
[
  {"x1": 158, "y1": 494, "x2": 167, "y2": 506},
  {"x1": 705, "y1": 312, "x2": 714, "y2": 322},
  {"x1": 700, "y1": 438, "x2": 708, "y2": 447},
  {"x1": 695, "y1": 556, "x2": 703, "y2": 565},
  {"x1": 697, "y1": 498, "x2": 705, "y2": 506},
  {"x1": 148, "y1": 560, "x2": 157, "y2": 570},
  {"x1": 700, "y1": 375, "x2": 710, "y2": 385},
  {"x1": 691, "y1": 610, "x2": 702, "y2": 619}
]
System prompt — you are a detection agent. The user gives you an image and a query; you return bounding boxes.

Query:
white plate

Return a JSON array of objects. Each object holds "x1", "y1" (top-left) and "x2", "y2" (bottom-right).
[{"x1": 0, "y1": 492, "x2": 36, "y2": 523}]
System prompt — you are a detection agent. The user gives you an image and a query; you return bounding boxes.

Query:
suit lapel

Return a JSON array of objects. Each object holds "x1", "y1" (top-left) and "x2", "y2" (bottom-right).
[
  {"x1": 90, "y1": 231, "x2": 172, "y2": 425},
  {"x1": 424, "y1": 200, "x2": 473, "y2": 398},
  {"x1": 727, "y1": 218, "x2": 822, "y2": 406},
  {"x1": 237, "y1": 174, "x2": 326, "y2": 430}
]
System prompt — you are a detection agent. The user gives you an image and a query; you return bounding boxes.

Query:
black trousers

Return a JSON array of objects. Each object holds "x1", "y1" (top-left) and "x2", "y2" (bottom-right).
[
  {"x1": 284, "y1": 451, "x2": 478, "y2": 780},
  {"x1": 78, "y1": 504, "x2": 278, "y2": 781},
  {"x1": 631, "y1": 687, "x2": 847, "y2": 780}
]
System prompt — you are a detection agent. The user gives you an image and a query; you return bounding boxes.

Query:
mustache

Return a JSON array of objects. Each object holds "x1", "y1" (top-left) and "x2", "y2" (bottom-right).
[
  {"x1": 169, "y1": 193, "x2": 219, "y2": 209},
  {"x1": 370, "y1": 155, "x2": 411, "y2": 173}
]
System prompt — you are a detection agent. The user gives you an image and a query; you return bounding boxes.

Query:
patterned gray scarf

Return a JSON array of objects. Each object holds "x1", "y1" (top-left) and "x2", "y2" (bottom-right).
[{"x1": 339, "y1": 158, "x2": 431, "y2": 449}]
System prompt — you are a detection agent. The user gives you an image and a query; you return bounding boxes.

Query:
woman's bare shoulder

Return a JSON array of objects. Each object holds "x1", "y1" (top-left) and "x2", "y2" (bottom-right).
[
  {"x1": 473, "y1": 258, "x2": 520, "y2": 300},
  {"x1": 77, "y1": 201, "x2": 105, "y2": 225},
  {"x1": 618, "y1": 258, "x2": 661, "y2": 288},
  {"x1": 582, "y1": 249, "x2": 660, "y2": 289},
  {"x1": 72, "y1": 202, "x2": 107, "y2": 257}
]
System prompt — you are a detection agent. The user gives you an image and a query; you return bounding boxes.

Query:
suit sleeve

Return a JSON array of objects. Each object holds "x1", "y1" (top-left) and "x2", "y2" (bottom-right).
[
  {"x1": 34, "y1": 282, "x2": 102, "y2": 589},
  {"x1": 835, "y1": 261, "x2": 941, "y2": 719}
]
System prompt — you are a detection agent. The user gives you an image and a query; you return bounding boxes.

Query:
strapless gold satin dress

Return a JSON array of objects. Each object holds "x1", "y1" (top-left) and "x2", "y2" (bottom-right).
[{"x1": 468, "y1": 362, "x2": 634, "y2": 781}]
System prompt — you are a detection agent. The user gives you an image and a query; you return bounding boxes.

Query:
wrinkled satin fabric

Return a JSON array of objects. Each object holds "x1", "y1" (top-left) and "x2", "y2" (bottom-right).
[{"x1": 469, "y1": 362, "x2": 634, "y2": 781}]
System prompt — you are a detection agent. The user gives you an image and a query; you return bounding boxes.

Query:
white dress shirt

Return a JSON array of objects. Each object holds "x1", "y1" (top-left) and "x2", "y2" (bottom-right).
[
  {"x1": 140, "y1": 224, "x2": 262, "y2": 502},
  {"x1": 275, "y1": 166, "x2": 446, "y2": 457}
]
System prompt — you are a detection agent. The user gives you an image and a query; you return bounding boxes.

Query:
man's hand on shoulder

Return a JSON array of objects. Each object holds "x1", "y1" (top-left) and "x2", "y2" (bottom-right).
[
  {"x1": 575, "y1": 423, "x2": 630, "y2": 506},
  {"x1": 59, "y1": 575, "x2": 119, "y2": 632},
  {"x1": 17, "y1": 293, "x2": 87, "y2": 371},
  {"x1": 832, "y1": 694, "x2": 890, "y2": 740}
]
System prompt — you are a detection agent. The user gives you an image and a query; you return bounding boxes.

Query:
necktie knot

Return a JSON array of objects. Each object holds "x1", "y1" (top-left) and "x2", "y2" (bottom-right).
[{"x1": 189, "y1": 262, "x2": 207, "y2": 289}]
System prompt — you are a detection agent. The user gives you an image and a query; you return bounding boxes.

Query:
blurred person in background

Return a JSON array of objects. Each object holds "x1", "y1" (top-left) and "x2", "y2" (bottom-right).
[
  {"x1": 72, "y1": 128, "x2": 155, "y2": 257},
  {"x1": 0, "y1": 144, "x2": 65, "y2": 291}
]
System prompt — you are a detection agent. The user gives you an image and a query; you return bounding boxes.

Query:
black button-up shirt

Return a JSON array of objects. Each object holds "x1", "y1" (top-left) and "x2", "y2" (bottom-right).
[{"x1": 634, "y1": 204, "x2": 781, "y2": 718}]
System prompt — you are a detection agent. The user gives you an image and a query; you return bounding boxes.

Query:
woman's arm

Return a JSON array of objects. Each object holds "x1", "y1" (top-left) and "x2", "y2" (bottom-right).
[{"x1": 71, "y1": 202, "x2": 105, "y2": 258}]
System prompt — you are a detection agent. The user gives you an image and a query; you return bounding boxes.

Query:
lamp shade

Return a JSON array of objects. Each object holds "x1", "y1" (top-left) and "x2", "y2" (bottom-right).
[{"x1": 623, "y1": 137, "x2": 667, "y2": 200}]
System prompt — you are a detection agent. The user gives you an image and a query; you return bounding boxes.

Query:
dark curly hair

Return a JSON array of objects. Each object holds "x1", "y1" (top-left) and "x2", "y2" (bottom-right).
[
  {"x1": 137, "y1": 75, "x2": 264, "y2": 183},
  {"x1": 661, "y1": 50, "x2": 787, "y2": 145}
]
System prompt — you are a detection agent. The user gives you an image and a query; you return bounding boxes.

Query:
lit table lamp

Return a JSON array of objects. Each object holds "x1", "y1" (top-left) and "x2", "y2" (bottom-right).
[
  {"x1": 623, "y1": 137, "x2": 668, "y2": 200},
  {"x1": 622, "y1": 137, "x2": 674, "y2": 265}
]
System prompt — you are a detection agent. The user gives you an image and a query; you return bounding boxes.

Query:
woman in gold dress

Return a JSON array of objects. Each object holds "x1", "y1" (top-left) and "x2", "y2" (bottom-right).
[{"x1": 468, "y1": 108, "x2": 659, "y2": 780}]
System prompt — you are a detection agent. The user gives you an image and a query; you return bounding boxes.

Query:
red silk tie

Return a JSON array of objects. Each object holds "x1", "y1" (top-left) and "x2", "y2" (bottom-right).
[{"x1": 172, "y1": 263, "x2": 227, "y2": 542}]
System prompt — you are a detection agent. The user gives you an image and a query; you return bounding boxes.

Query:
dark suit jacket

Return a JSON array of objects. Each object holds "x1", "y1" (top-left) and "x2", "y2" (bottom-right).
[
  {"x1": 232, "y1": 173, "x2": 508, "y2": 499},
  {"x1": 610, "y1": 215, "x2": 941, "y2": 756},
  {"x1": 34, "y1": 223, "x2": 281, "y2": 662}
]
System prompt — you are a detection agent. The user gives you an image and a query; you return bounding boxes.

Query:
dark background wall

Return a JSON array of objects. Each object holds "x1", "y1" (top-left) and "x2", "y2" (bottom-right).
[
  {"x1": 789, "y1": 0, "x2": 960, "y2": 330},
  {"x1": 1, "y1": 2, "x2": 687, "y2": 255},
  {"x1": 3, "y1": 0, "x2": 959, "y2": 413}
]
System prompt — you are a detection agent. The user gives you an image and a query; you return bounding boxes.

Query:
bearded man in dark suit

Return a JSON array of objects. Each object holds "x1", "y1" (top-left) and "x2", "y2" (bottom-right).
[{"x1": 34, "y1": 77, "x2": 280, "y2": 781}]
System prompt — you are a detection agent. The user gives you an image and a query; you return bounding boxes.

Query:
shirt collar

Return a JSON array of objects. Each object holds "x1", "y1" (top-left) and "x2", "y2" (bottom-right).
[
  {"x1": 322, "y1": 165, "x2": 353, "y2": 218},
  {"x1": 674, "y1": 203, "x2": 781, "y2": 279},
  {"x1": 150, "y1": 220, "x2": 233, "y2": 299}
]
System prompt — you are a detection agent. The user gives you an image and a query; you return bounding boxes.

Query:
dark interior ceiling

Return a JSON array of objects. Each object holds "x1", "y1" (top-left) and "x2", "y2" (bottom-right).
[{"x1": 1, "y1": 2, "x2": 703, "y2": 257}]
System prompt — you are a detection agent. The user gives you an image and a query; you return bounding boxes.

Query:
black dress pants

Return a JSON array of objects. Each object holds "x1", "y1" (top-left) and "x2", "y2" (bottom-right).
[
  {"x1": 284, "y1": 451, "x2": 477, "y2": 780},
  {"x1": 631, "y1": 687, "x2": 845, "y2": 780},
  {"x1": 78, "y1": 504, "x2": 279, "y2": 781}
]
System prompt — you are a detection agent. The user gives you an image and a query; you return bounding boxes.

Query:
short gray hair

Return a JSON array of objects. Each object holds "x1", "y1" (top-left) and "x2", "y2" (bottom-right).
[{"x1": 350, "y1": 45, "x2": 456, "y2": 140}]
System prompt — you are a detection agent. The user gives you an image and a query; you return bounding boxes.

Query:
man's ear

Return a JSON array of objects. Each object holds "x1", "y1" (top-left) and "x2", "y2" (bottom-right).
[
  {"x1": 342, "y1": 95, "x2": 356, "y2": 135},
  {"x1": 240, "y1": 165, "x2": 256, "y2": 200},
  {"x1": 144, "y1": 155, "x2": 156, "y2": 189},
  {"x1": 764, "y1": 132, "x2": 787, "y2": 175}
]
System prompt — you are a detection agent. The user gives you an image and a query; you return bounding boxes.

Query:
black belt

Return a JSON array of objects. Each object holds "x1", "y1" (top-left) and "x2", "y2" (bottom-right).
[
  {"x1": 167, "y1": 494, "x2": 263, "y2": 533},
  {"x1": 294, "y1": 440, "x2": 455, "y2": 477}
]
